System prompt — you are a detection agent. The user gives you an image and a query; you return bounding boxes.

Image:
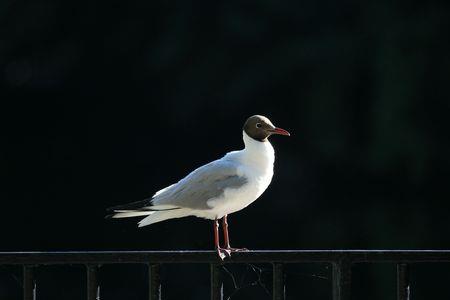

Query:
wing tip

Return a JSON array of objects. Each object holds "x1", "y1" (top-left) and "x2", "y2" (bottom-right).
[{"x1": 106, "y1": 198, "x2": 153, "y2": 212}]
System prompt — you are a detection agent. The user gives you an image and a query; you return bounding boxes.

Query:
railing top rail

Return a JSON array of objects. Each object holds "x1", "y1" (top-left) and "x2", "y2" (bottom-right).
[{"x1": 1, "y1": 250, "x2": 450, "y2": 265}]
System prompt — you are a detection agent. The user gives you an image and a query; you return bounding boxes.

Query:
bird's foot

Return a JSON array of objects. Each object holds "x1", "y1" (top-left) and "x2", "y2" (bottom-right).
[
  {"x1": 225, "y1": 247, "x2": 248, "y2": 253},
  {"x1": 216, "y1": 247, "x2": 231, "y2": 260},
  {"x1": 216, "y1": 247, "x2": 249, "y2": 260}
]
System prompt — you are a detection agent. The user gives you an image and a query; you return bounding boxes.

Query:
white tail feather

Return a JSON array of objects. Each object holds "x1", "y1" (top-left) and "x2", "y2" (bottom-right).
[
  {"x1": 111, "y1": 211, "x2": 154, "y2": 218},
  {"x1": 138, "y1": 209, "x2": 189, "y2": 227}
]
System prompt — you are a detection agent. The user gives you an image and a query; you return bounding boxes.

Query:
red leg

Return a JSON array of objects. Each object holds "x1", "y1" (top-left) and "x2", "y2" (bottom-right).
[
  {"x1": 213, "y1": 218, "x2": 228, "y2": 260},
  {"x1": 222, "y1": 215, "x2": 231, "y2": 248},
  {"x1": 213, "y1": 218, "x2": 220, "y2": 249},
  {"x1": 222, "y1": 215, "x2": 248, "y2": 253}
]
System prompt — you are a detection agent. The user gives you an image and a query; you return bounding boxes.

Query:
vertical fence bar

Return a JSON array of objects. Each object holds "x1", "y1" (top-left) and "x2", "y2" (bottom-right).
[
  {"x1": 332, "y1": 260, "x2": 352, "y2": 300},
  {"x1": 273, "y1": 263, "x2": 285, "y2": 300},
  {"x1": 23, "y1": 266, "x2": 36, "y2": 300},
  {"x1": 210, "y1": 264, "x2": 223, "y2": 300},
  {"x1": 397, "y1": 263, "x2": 410, "y2": 300},
  {"x1": 148, "y1": 264, "x2": 161, "y2": 300},
  {"x1": 86, "y1": 265, "x2": 100, "y2": 300}
]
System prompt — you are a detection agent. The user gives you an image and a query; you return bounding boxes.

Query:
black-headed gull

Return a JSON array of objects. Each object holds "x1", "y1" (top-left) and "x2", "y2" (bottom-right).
[{"x1": 107, "y1": 115, "x2": 290, "y2": 259}]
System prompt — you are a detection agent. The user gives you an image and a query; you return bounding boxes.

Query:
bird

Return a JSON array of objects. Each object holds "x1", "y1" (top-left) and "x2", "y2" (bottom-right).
[{"x1": 106, "y1": 115, "x2": 290, "y2": 259}]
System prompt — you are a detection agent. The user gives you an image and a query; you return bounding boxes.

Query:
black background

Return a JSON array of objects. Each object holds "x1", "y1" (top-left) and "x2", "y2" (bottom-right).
[{"x1": 1, "y1": 0, "x2": 450, "y2": 299}]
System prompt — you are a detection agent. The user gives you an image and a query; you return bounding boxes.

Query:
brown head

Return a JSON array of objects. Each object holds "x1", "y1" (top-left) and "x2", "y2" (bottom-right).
[{"x1": 243, "y1": 115, "x2": 290, "y2": 142}]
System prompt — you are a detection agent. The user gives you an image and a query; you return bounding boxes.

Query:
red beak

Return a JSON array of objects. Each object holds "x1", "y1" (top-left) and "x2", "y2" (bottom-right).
[{"x1": 271, "y1": 127, "x2": 290, "y2": 136}]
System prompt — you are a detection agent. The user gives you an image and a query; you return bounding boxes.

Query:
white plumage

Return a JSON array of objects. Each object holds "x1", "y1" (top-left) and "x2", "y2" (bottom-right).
[{"x1": 110, "y1": 131, "x2": 275, "y2": 227}]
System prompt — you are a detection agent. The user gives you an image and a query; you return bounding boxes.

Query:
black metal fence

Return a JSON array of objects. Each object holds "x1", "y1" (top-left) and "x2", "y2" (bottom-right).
[{"x1": 1, "y1": 250, "x2": 450, "y2": 300}]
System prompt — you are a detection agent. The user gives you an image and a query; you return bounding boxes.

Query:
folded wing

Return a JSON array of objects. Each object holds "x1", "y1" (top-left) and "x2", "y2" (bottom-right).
[
  {"x1": 152, "y1": 159, "x2": 248, "y2": 210},
  {"x1": 106, "y1": 159, "x2": 248, "y2": 222}
]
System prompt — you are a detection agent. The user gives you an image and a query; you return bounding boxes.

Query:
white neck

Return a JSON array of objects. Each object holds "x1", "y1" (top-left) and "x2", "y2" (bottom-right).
[{"x1": 241, "y1": 131, "x2": 275, "y2": 168}]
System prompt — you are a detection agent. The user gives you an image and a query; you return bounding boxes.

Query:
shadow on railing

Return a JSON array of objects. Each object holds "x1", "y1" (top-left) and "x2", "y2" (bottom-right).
[{"x1": 2, "y1": 250, "x2": 450, "y2": 300}]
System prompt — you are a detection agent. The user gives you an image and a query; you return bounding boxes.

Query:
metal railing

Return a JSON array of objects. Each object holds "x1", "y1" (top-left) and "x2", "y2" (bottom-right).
[{"x1": 1, "y1": 250, "x2": 450, "y2": 300}]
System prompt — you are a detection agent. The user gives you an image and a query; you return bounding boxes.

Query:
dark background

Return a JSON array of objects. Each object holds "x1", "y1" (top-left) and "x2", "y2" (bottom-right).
[{"x1": 1, "y1": 0, "x2": 450, "y2": 299}]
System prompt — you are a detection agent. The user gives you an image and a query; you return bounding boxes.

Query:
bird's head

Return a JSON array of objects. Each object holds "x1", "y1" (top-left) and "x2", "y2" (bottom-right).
[{"x1": 243, "y1": 115, "x2": 290, "y2": 142}]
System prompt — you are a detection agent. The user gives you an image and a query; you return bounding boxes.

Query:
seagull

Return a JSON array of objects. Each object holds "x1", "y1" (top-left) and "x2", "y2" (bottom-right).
[{"x1": 106, "y1": 115, "x2": 290, "y2": 259}]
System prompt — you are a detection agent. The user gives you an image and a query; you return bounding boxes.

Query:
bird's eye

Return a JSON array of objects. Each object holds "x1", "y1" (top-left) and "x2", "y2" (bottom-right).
[{"x1": 256, "y1": 123, "x2": 262, "y2": 128}]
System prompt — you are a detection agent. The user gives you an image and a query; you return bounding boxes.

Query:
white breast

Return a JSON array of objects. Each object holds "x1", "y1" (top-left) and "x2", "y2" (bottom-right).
[{"x1": 194, "y1": 131, "x2": 275, "y2": 219}]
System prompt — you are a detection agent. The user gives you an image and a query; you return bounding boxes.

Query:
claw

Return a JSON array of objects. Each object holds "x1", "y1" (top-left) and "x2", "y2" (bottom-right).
[
  {"x1": 224, "y1": 249, "x2": 232, "y2": 257},
  {"x1": 226, "y1": 247, "x2": 248, "y2": 252},
  {"x1": 224, "y1": 247, "x2": 248, "y2": 253},
  {"x1": 216, "y1": 247, "x2": 230, "y2": 260}
]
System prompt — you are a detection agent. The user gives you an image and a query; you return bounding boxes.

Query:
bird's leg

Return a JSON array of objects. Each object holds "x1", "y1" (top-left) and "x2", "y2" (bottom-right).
[
  {"x1": 214, "y1": 218, "x2": 228, "y2": 260},
  {"x1": 222, "y1": 215, "x2": 231, "y2": 248},
  {"x1": 222, "y1": 215, "x2": 248, "y2": 253}
]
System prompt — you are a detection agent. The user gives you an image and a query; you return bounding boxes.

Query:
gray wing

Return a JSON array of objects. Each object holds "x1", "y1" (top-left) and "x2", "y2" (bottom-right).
[{"x1": 151, "y1": 159, "x2": 248, "y2": 210}]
